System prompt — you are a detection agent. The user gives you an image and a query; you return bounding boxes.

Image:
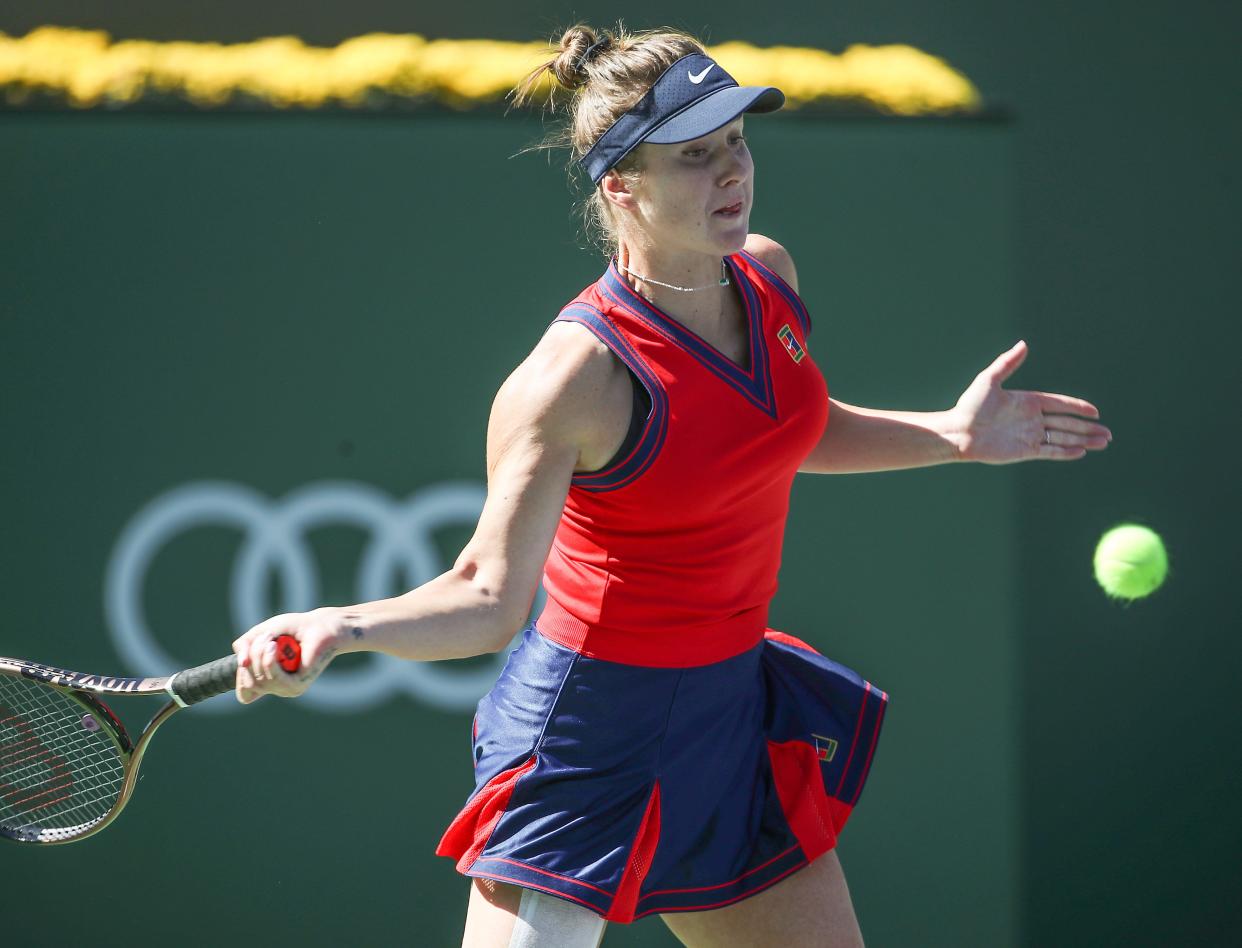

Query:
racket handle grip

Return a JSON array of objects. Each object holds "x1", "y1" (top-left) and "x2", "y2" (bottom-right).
[{"x1": 170, "y1": 634, "x2": 303, "y2": 706}]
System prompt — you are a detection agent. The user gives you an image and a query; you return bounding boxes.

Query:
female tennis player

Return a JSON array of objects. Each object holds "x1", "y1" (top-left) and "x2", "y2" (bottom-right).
[{"x1": 231, "y1": 24, "x2": 1111, "y2": 947}]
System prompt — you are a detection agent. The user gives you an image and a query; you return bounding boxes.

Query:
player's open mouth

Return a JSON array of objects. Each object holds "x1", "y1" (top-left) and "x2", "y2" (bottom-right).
[{"x1": 714, "y1": 202, "x2": 743, "y2": 217}]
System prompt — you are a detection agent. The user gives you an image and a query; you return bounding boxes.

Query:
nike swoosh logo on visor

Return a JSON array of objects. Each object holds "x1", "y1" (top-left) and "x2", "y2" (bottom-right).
[{"x1": 688, "y1": 64, "x2": 715, "y2": 84}]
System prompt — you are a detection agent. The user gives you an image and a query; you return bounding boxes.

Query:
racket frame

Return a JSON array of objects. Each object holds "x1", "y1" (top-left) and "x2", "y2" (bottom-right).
[
  {"x1": 0, "y1": 656, "x2": 224, "y2": 844},
  {"x1": 1, "y1": 636, "x2": 297, "y2": 845}
]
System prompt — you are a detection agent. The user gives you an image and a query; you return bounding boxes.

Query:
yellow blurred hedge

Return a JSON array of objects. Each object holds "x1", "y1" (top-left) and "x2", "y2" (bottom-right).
[{"x1": 0, "y1": 26, "x2": 980, "y2": 115}]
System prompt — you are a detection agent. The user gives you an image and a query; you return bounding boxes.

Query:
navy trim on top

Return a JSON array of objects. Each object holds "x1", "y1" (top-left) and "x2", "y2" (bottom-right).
[
  {"x1": 739, "y1": 249, "x2": 812, "y2": 338},
  {"x1": 555, "y1": 304, "x2": 669, "y2": 493},
  {"x1": 600, "y1": 257, "x2": 777, "y2": 419}
]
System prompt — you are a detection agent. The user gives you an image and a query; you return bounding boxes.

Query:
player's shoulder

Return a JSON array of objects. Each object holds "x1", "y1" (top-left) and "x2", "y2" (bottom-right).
[
  {"x1": 493, "y1": 319, "x2": 627, "y2": 439},
  {"x1": 742, "y1": 233, "x2": 799, "y2": 293},
  {"x1": 525, "y1": 319, "x2": 624, "y2": 397}
]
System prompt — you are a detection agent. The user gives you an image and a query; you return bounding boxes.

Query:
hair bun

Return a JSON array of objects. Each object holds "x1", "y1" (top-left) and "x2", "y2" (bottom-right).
[{"x1": 554, "y1": 25, "x2": 611, "y2": 90}]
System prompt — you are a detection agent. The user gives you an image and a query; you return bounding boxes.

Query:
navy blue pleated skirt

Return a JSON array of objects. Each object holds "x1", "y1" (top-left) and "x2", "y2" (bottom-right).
[{"x1": 436, "y1": 623, "x2": 887, "y2": 923}]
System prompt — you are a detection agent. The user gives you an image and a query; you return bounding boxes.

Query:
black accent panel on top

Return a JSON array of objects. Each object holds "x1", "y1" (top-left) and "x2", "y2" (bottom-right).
[{"x1": 581, "y1": 368, "x2": 652, "y2": 476}]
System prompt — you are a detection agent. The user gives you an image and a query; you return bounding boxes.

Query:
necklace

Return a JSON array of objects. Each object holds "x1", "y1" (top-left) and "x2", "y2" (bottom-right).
[{"x1": 617, "y1": 259, "x2": 730, "y2": 292}]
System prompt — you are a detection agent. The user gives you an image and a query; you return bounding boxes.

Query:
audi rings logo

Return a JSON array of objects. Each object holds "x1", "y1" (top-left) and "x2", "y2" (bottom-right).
[{"x1": 105, "y1": 480, "x2": 535, "y2": 714}]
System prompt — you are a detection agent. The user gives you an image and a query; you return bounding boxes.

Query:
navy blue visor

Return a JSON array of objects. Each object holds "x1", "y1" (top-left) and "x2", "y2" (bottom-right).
[{"x1": 579, "y1": 53, "x2": 784, "y2": 185}]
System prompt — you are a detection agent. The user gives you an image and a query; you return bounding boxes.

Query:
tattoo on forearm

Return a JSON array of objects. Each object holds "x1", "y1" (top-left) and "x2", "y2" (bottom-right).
[{"x1": 350, "y1": 626, "x2": 364, "y2": 641}]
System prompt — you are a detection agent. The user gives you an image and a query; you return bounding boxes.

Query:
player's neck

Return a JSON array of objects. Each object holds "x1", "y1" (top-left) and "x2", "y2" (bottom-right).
[{"x1": 615, "y1": 245, "x2": 735, "y2": 331}]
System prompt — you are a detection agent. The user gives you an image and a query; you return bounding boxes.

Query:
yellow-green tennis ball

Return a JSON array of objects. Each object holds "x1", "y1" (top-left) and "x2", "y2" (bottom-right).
[{"x1": 1093, "y1": 524, "x2": 1168, "y2": 600}]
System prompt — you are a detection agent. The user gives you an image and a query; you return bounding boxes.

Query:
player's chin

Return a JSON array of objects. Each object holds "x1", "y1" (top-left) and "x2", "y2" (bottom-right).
[{"x1": 708, "y1": 210, "x2": 750, "y2": 252}]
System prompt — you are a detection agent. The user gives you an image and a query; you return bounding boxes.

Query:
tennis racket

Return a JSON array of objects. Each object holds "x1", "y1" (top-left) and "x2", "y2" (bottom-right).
[{"x1": 0, "y1": 634, "x2": 301, "y2": 845}]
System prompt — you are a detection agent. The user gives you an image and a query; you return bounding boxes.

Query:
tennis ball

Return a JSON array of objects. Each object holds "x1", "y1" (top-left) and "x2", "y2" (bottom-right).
[{"x1": 1093, "y1": 524, "x2": 1168, "y2": 601}]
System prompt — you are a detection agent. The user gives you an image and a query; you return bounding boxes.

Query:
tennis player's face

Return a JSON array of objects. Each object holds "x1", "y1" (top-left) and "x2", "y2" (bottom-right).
[{"x1": 631, "y1": 118, "x2": 753, "y2": 256}]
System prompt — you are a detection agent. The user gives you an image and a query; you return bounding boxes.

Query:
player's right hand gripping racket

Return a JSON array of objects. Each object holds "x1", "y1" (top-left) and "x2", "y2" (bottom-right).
[{"x1": 0, "y1": 634, "x2": 301, "y2": 845}]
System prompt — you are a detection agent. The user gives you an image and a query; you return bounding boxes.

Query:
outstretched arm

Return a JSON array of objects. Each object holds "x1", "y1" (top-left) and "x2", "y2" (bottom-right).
[
  {"x1": 739, "y1": 235, "x2": 1113, "y2": 476},
  {"x1": 798, "y1": 400, "x2": 962, "y2": 474},
  {"x1": 799, "y1": 341, "x2": 1113, "y2": 474}
]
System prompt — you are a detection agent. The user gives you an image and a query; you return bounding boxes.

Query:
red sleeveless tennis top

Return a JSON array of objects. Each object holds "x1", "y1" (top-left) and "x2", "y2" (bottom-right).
[{"x1": 536, "y1": 250, "x2": 830, "y2": 667}]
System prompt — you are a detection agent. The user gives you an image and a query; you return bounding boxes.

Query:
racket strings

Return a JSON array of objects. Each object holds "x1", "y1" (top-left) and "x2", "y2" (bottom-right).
[{"x1": 0, "y1": 675, "x2": 126, "y2": 838}]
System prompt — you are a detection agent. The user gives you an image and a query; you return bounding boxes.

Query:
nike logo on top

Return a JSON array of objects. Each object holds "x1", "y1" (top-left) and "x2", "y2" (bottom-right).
[{"x1": 688, "y1": 64, "x2": 715, "y2": 84}]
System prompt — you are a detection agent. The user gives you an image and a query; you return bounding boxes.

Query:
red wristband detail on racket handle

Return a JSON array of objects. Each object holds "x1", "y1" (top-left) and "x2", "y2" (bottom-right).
[{"x1": 275, "y1": 634, "x2": 302, "y2": 673}]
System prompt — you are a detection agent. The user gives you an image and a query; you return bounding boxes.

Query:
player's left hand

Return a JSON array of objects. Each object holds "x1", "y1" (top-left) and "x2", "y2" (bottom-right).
[{"x1": 947, "y1": 340, "x2": 1112, "y2": 464}]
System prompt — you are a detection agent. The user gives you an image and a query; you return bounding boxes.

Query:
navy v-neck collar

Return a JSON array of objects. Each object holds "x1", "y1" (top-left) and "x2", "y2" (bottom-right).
[{"x1": 600, "y1": 256, "x2": 777, "y2": 418}]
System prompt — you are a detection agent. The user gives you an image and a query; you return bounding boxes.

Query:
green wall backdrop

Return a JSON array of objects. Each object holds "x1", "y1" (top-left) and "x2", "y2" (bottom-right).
[
  {"x1": 3, "y1": 113, "x2": 1016, "y2": 945},
  {"x1": 4, "y1": 1, "x2": 1241, "y2": 944}
]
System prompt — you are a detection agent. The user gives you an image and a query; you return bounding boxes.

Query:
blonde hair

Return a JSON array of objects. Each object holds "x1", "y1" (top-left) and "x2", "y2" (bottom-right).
[{"x1": 511, "y1": 23, "x2": 706, "y2": 255}]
